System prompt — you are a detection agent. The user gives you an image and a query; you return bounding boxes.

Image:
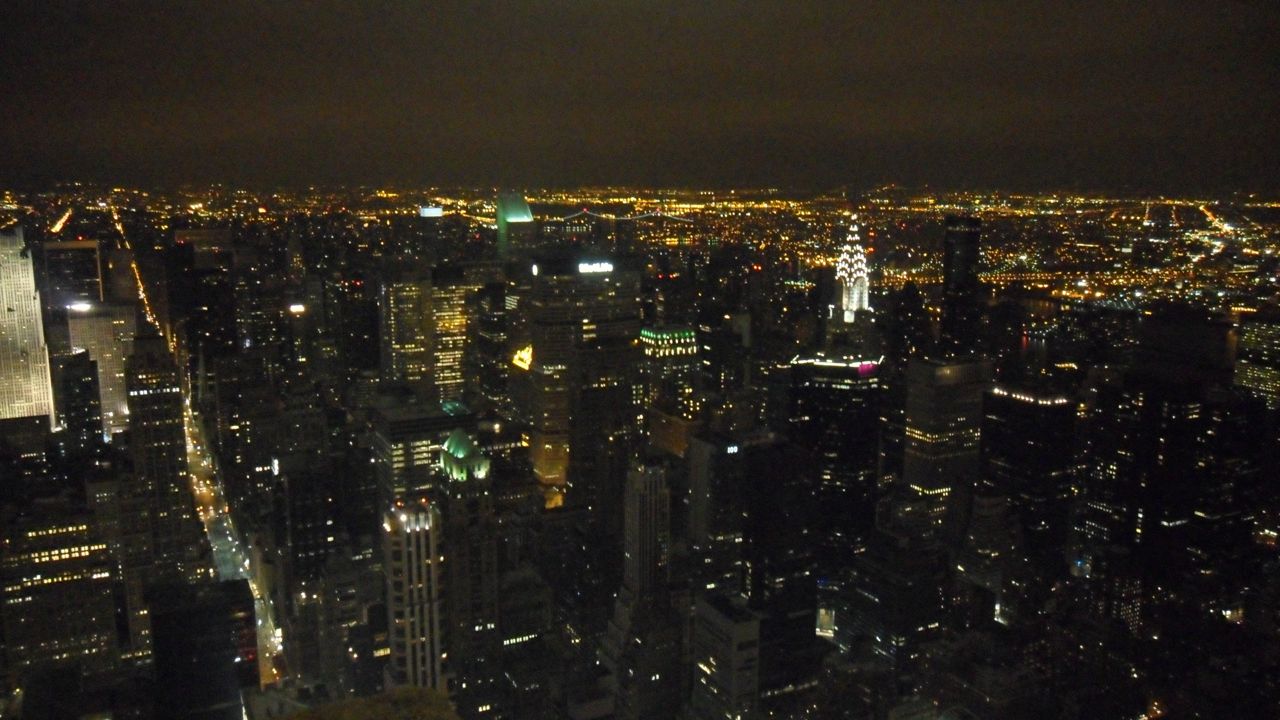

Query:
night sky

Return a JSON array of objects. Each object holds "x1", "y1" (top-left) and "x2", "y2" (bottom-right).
[{"x1": 2, "y1": 1, "x2": 1277, "y2": 191}]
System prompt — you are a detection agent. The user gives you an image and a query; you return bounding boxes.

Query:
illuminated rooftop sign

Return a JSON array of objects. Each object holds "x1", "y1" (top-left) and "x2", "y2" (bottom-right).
[
  {"x1": 578, "y1": 261, "x2": 613, "y2": 274},
  {"x1": 288, "y1": 303, "x2": 306, "y2": 314},
  {"x1": 512, "y1": 344, "x2": 533, "y2": 371}
]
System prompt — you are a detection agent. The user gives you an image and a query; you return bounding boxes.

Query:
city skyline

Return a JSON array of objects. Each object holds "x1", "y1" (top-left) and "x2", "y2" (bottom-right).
[{"x1": 2, "y1": 3, "x2": 1280, "y2": 719}]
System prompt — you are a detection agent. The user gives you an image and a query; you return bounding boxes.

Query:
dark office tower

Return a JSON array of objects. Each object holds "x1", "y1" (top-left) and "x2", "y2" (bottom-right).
[
  {"x1": 316, "y1": 543, "x2": 383, "y2": 697},
  {"x1": 939, "y1": 215, "x2": 983, "y2": 357},
  {"x1": 104, "y1": 246, "x2": 140, "y2": 303},
  {"x1": 687, "y1": 594, "x2": 761, "y2": 720},
  {"x1": 876, "y1": 381, "x2": 909, "y2": 491},
  {"x1": 149, "y1": 581, "x2": 255, "y2": 720},
  {"x1": 496, "y1": 192, "x2": 536, "y2": 259},
  {"x1": 383, "y1": 497, "x2": 446, "y2": 691},
  {"x1": 0, "y1": 417, "x2": 52, "y2": 494},
  {"x1": 614, "y1": 216, "x2": 639, "y2": 254},
  {"x1": 697, "y1": 310, "x2": 751, "y2": 398},
  {"x1": 395, "y1": 206, "x2": 452, "y2": 262},
  {"x1": 325, "y1": 271, "x2": 380, "y2": 376},
  {"x1": 982, "y1": 382, "x2": 1077, "y2": 587},
  {"x1": 279, "y1": 458, "x2": 337, "y2": 681},
  {"x1": 953, "y1": 493, "x2": 1021, "y2": 626},
  {"x1": 1235, "y1": 313, "x2": 1280, "y2": 410},
  {"x1": 1073, "y1": 307, "x2": 1262, "y2": 633},
  {"x1": 883, "y1": 282, "x2": 932, "y2": 368},
  {"x1": 379, "y1": 262, "x2": 432, "y2": 389},
  {"x1": 466, "y1": 281, "x2": 508, "y2": 414},
  {"x1": 838, "y1": 522, "x2": 946, "y2": 670},
  {"x1": 621, "y1": 462, "x2": 671, "y2": 598},
  {"x1": 900, "y1": 357, "x2": 991, "y2": 543},
  {"x1": 0, "y1": 227, "x2": 55, "y2": 425},
  {"x1": 497, "y1": 567, "x2": 554, "y2": 720},
  {"x1": 277, "y1": 458, "x2": 337, "y2": 598},
  {"x1": 789, "y1": 352, "x2": 883, "y2": 556},
  {"x1": 234, "y1": 270, "x2": 286, "y2": 369},
  {"x1": 429, "y1": 264, "x2": 479, "y2": 405},
  {"x1": 1, "y1": 502, "x2": 119, "y2": 681},
  {"x1": 601, "y1": 461, "x2": 681, "y2": 720},
  {"x1": 51, "y1": 348, "x2": 102, "y2": 454},
  {"x1": 507, "y1": 252, "x2": 643, "y2": 507},
  {"x1": 41, "y1": 238, "x2": 103, "y2": 305},
  {"x1": 282, "y1": 294, "x2": 314, "y2": 373},
  {"x1": 687, "y1": 432, "x2": 757, "y2": 594},
  {"x1": 569, "y1": 323, "x2": 642, "y2": 524},
  {"x1": 639, "y1": 325, "x2": 700, "y2": 420},
  {"x1": 439, "y1": 430, "x2": 501, "y2": 718},
  {"x1": 126, "y1": 330, "x2": 204, "y2": 583},
  {"x1": 67, "y1": 301, "x2": 137, "y2": 435},
  {"x1": 84, "y1": 451, "x2": 154, "y2": 665},
  {"x1": 739, "y1": 441, "x2": 824, "y2": 714}
]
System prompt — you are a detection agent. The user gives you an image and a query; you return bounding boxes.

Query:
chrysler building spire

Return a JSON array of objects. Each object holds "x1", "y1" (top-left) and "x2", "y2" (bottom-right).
[{"x1": 835, "y1": 217, "x2": 870, "y2": 323}]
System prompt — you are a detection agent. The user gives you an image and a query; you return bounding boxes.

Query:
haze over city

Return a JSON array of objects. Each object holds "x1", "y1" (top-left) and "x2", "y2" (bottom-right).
[{"x1": 2, "y1": 1, "x2": 1278, "y2": 190}]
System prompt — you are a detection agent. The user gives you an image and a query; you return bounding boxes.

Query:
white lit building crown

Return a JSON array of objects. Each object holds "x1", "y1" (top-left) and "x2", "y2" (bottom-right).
[{"x1": 835, "y1": 217, "x2": 870, "y2": 323}]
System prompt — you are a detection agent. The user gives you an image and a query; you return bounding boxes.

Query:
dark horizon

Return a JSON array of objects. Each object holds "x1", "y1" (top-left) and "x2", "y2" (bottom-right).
[{"x1": 2, "y1": 1, "x2": 1278, "y2": 193}]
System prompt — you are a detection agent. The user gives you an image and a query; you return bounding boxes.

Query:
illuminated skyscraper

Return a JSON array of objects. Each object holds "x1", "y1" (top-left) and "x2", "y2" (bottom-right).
[
  {"x1": 0, "y1": 226, "x2": 55, "y2": 425},
  {"x1": 638, "y1": 324, "x2": 700, "y2": 420},
  {"x1": 834, "y1": 218, "x2": 870, "y2": 324},
  {"x1": 379, "y1": 263, "x2": 432, "y2": 388},
  {"x1": 428, "y1": 264, "x2": 480, "y2": 405},
  {"x1": 1236, "y1": 314, "x2": 1280, "y2": 409},
  {"x1": 1, "y1": 503, "x2": 119, "y2": 680},
  {"x1": 371, "y1": 400, "x2": 472, "y2": 504},
  {"x1": 496, "y1": 192, "x2": 535, "y2": 259},
  {"x1": 383, "y1": 497, "x2": 446, "y2": 690},
  {"x1": 507, "y1": 252, "x2": 642, "y2": 506},
  {"x1": 67, "y1": 301, "x2": 137, "y2": 435},
  {"x1": 439, "y1": 430, "x2": 502, "y2": 717}
]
